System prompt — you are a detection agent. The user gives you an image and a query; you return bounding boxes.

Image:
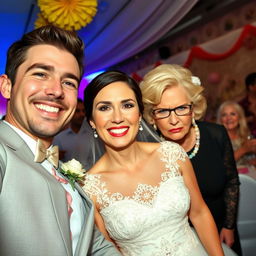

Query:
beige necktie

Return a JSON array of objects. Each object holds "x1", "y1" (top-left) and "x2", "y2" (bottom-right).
[{"x1": 34, "y1": 139, "x2": 59, "y2": 168}]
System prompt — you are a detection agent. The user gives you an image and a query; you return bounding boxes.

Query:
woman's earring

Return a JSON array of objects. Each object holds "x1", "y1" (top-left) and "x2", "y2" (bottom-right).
[
  {"x1": 153, "y1": 124, "x2": 157, "y2": 131},
  {"x1": 93, "y1": 128, "x2": 98, "y2": 138},
  {"x1": 139, "y1": 121, "x2": 143, "y2": 131},
  {"x1": 192, "y1": 117, "x2": 196, "y2": 127}
]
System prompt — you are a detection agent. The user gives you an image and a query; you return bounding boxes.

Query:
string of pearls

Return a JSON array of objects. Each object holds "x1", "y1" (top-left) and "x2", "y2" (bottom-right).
[{"x1": 188, "y1": 122, "x2": 200, "y2": 159}]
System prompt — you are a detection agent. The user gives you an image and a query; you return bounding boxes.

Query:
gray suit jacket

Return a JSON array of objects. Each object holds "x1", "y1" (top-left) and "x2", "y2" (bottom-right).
[{"x1": 0, "y1": 121, "x2": 120, "y2": 256}]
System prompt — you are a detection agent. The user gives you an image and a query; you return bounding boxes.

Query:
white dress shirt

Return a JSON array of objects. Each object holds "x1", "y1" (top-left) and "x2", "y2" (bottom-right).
[{"x1": 53, "y1": 120, "x2": 96, "y2": 170}]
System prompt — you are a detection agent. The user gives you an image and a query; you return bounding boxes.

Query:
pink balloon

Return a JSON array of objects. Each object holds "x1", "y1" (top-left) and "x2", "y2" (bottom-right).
[{"x1": 208, "y1": 72, "x2": 221, "y2": 84}]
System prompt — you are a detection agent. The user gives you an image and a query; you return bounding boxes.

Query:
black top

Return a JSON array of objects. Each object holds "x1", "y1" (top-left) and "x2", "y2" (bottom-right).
[{"x1": 188, "y1": 121, "x2": 240, "y2": 230}]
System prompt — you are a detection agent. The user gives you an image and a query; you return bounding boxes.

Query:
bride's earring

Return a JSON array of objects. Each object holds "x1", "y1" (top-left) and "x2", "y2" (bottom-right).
[
  {"x1": 139, "y1": 121, "x2": 143, "y2": 131},
  {"x1": 92, "y1": 128, "x2": 98, "y2": 138}
]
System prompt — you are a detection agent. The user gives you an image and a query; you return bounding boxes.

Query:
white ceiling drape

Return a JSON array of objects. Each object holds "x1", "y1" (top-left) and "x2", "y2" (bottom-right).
[
  {"x1": 0, "y1": 0, "x2": 197, "y2": 116},
  {"x1": 83, "y1": 0, "x2": 198, "y2": 75}
]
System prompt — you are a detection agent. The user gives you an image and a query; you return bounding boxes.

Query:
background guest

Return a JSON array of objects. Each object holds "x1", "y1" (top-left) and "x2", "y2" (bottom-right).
[
  {"x1": 239, "y1": 72, "x2": 256, "y2": 137},
  {"x1": 141, "y1": 64, "x2": 242, "y2": 255},
  {"x1": 217, "y1": 101, "x2": 256, "y2": 173},
  {"x1": 53, "y1": 98, "x2": 97, "y2": 169}
]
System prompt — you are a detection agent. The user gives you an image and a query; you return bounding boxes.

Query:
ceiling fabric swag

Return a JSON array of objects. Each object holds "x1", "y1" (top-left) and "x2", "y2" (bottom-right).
[{"x1": 83, "y1": 0, "x2": 198, "y2": 75}]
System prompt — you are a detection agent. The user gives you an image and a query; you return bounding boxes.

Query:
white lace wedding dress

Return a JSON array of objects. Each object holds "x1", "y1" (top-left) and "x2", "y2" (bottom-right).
[{"x1": 83, "y1": 141, "x2": 236, "y2": 256}]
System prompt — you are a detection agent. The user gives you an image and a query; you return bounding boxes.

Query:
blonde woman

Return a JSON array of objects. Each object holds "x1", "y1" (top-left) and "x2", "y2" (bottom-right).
[
  {"x1": 217, "y1": 101, "x2": 256, "y2": 169},
  {"x1": 141, "y1": 64, "x2": 241, "y2": 255}
]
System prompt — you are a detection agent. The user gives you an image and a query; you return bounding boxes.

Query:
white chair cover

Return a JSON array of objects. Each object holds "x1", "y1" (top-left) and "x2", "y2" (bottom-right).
[{"x1": 237, "y1": 174, "x2": 256, "y2": 256}]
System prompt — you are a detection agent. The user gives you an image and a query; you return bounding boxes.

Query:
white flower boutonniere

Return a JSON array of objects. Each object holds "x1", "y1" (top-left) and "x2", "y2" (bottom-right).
[{"x1": 60, "y1": 159, "x2": 86, "y2": 190}]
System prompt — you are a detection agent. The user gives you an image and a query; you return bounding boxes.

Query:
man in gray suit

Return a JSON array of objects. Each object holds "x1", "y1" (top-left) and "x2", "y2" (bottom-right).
[{"x1": 0, "y1": 25, "x2": 120, "y2": 256}]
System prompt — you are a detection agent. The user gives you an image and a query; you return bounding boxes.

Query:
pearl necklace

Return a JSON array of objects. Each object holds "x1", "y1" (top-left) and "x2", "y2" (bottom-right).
[{"x1": 188, "y1": 123, "x2": 200, "y2": 159}]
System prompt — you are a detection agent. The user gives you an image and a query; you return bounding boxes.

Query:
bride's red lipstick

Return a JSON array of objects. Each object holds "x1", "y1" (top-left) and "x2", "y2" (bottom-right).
[{"x1": 108, "y1": 126, "x2": 129, "y2": 137}]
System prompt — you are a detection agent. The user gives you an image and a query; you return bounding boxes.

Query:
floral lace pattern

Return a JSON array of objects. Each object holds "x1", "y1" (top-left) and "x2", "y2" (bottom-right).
[
  {"x1": 83, "y1": 141, "x2": 206, "y2": 255},
  {"x1": 83, "y1": 141, "x2": 186, "y2": 210}
]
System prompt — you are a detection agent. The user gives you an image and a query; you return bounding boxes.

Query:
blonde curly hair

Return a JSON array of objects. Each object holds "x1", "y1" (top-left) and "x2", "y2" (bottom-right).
[{"x1": 140, "y1": 64, "x2": 207, "y2": 124}]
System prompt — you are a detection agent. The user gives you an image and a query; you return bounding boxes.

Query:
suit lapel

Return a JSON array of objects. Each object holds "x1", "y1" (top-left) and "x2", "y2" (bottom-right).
[
  {"x1": 74, "y1": 183, "x2": 94, "y2": 255},
  {"x1": 35, "y1": 162, "x2": 72, "y2": 254},
  {"x1": 0, "y1": 122, "x2": 72, "y2": 254}
]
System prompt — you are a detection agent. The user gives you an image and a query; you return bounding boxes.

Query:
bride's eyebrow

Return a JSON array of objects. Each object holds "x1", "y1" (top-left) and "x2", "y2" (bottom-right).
[
  {"x1": 95, "y1": 101, "x2": 111, "y2": 106},
  {"x1": 121, "y1": 99, "x2": 136, "y2": 103},
  {"x1": 95, "y1": 98, "x2": 136, "y2": 106}
]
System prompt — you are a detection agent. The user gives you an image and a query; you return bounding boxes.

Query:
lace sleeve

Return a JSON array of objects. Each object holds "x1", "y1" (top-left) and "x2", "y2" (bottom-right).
[
  {"x1": 159, "y1": 141, "x2": 187, "y2": 177},
  {"x1": 221, "y1": 127, "x2": 240, "y2": 229}
]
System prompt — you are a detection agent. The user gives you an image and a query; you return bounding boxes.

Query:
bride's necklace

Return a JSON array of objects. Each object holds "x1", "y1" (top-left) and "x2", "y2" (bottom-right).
[{"x1": 187, "y1": 123, "x2": 200, "y2": 159}]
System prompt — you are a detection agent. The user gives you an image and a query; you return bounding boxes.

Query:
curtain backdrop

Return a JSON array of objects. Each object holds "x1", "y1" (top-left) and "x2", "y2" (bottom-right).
[{"x1": 83, "y1": 0, "x2": 198, "y2": 75}]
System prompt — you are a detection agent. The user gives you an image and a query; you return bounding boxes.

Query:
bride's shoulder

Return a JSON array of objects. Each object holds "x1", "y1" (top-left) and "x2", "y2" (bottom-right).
[
  {"x1": 158, "y1": 141, "x2": 187, "y2": 160},
  {"x1": 83, "y1": 159, "x2": 106, "y2": 186},
  {"x1": 86, "y1": 155, "x2": 107, "y2": 175},
  {"x1": 83, "y1": 164, "x2": 106, "y2": 197},
  {"x1": 138, "y1": 141, "x2": 160, "y2": 154},
  {"x1": 160, "y1": 140, "x2": 184, "y2": 149},
  {"x1": 138, "y1": 140, "x2": 185, "y2": 155}
]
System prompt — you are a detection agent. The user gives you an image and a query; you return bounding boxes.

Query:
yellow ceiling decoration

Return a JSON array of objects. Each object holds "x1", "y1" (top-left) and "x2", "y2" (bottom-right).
[
  {"x1": 35, "y1": 13, "x2": 49, "y2": 29},
  {"x1": 37, "y1": 0, "x2": 98, "y2": 31}
]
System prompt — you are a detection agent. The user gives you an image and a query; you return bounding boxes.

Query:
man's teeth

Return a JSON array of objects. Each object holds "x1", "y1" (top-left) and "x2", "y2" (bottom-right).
[
  {"x1": 35, "y1": 104, "x2": 59, "y2": 113},
  {"x1": 109, "y1": 128, "x2": 128, "y2": 134}
]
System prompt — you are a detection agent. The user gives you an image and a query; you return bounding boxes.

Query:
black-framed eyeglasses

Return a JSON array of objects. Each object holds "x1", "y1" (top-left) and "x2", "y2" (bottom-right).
[{"x1": 152, "y1": 104, "x2": 193, "y2": 119}]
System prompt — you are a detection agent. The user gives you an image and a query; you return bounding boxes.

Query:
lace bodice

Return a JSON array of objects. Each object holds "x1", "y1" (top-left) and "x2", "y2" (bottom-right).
[{"x1": 83, "y1": 141, "x2": 206, "y2": 256}]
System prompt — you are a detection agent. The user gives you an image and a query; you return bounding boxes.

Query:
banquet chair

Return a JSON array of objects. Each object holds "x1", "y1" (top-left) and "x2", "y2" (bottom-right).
[{"x1": 237, "y1": 174, "x2": 256, "y2": 256}]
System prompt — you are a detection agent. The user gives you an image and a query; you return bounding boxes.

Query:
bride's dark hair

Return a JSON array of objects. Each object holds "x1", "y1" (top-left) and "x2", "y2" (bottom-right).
[{"x1": 83, "y1": 70, "x2": 144, "y2": 122}]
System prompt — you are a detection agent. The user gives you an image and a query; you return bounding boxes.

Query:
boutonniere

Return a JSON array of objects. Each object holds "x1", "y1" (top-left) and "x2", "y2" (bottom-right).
[{"x1": 60, "y1": 159, "x2": 86, "y2": 190}]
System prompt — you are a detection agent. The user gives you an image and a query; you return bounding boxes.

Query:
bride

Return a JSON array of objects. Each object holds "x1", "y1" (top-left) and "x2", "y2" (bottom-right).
[{"x1": 82, "y1": 70, "x2": 225, "y2": 255}]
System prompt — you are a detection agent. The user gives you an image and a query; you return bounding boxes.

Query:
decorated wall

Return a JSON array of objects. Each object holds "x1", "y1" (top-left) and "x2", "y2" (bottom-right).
[
  {"x1": 126, "y1": 1, "x2": 256, "y2": 122},
  {"x1": 188, "y1": 24, "x2": 256, "y2": 121}
]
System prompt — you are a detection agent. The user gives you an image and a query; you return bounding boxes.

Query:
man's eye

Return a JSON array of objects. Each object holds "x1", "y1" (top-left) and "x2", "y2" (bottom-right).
[
  {"x1": 63, "y1": 81, "x2": 78, "y2": 89},
  {"x1": 33, "y1": 72, "x2": 46, "y2": 78}
]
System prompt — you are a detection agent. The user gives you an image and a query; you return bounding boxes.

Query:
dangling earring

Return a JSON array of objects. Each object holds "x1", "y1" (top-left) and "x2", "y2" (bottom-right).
[
  {"x1": 153, "y1": 124, "x2": 157, "y2": 131},
  {"x1": 139, "y1": 121, "x2": 143, "y2": 131},
  {"x1": 93, "y1": 128, "x2": 98, "y2": 138},
  {"x1": 192, "y1": 117, "x2": 196, "y2": 127}
]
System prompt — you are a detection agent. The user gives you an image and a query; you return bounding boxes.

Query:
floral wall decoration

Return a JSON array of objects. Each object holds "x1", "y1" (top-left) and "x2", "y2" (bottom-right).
[
  {"x1": 116, "y1": 1, "x2": 256, "y2": 76},
  {"x1": 186, "y1": 24, "x2": 256, "y2": 122},
  {"x1": 36, "y1": 0, "x2": 98, "y2": 31}
]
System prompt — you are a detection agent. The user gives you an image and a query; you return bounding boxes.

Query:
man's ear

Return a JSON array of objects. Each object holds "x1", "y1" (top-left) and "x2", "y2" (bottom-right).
[{"x1": 0, "y1": 75, "x2": 12, "y2": 99}]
